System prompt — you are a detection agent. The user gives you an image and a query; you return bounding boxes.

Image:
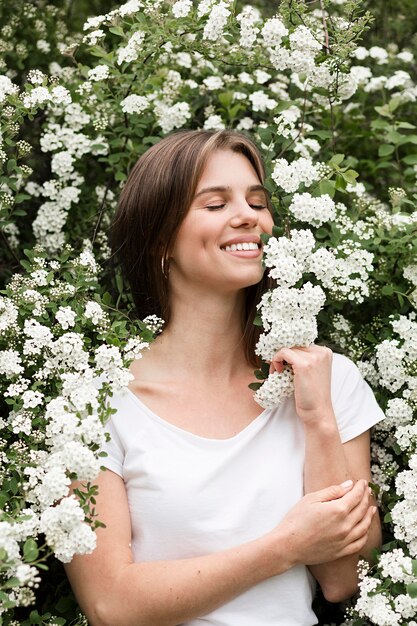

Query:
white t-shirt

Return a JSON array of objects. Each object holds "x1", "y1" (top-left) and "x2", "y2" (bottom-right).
[{"x1": 101, "y1": 353, "x2": 385, "y2": 626}]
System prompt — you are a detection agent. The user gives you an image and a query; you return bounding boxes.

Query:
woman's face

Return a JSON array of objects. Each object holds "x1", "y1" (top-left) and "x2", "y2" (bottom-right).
[{"x1": 169, "y1": 149, "x2": 274, "y2": 294}]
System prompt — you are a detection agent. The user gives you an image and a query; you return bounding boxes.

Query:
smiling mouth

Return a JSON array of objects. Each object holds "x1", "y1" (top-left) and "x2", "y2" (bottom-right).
[{"x1": 221, "y1": 242, "x2": 261, "y2": 252}]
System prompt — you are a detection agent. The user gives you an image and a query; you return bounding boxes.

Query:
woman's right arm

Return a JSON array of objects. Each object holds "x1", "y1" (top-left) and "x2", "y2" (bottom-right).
[{"x1": 65, "y1": 470, "x2": 372, "y2": 626}]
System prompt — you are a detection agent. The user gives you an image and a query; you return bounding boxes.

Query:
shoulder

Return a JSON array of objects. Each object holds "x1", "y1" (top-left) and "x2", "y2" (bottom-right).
[
  {"x1": 329, "y1": 352, "x2": 385, "y2": 442},
  {"x1": 330, "y1": 352, "x2": 362, "y2": 392}
]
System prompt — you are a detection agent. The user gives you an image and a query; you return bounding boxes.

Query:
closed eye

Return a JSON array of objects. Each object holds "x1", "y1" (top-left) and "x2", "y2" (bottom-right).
[{"x1": 206, "y1": 204, "x2": 226, "y2": 210}]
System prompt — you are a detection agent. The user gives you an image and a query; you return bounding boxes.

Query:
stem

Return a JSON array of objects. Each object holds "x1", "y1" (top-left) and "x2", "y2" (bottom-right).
[
  {"x1": 0, "y1": 228, "x2": 21, "y2": 267},
  {"x1": 319, "y1": 0, "x2": 330, "y2": 54}
]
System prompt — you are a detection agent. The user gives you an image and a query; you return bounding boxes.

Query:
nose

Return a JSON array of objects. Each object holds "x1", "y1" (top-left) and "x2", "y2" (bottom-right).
[{"x1": 229, "y1": 199, "x2": 259, "y2": 228}]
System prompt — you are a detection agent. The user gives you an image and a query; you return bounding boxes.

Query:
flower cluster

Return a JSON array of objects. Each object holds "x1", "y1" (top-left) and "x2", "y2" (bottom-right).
[
  {"x1": 0, "y1": 246, "x2": 156, "y2": 613},
  {"x1": 2, "y1": 0, "x2": 417, "y2": 621},
  {"x1": 254, "y1": 229, "x2": 326, "y2": 408}
]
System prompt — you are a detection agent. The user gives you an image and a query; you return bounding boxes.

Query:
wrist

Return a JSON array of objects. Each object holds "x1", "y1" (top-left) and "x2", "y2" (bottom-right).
[
  {"x1": 300, "y1": 410, "x2": 338, "y2": 431},
  {"x1": 261, "y1": 526, "x2": 299, "y2": 575}
]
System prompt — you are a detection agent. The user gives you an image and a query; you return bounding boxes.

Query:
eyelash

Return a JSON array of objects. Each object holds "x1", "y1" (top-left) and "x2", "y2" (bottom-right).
[{"x1": 206, "y1": 204, "x2": 267, "y2": 211}]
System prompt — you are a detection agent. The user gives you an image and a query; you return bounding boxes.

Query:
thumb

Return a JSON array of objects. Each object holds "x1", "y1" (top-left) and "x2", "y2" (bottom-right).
[{"x1": 316, "y1": 480, "x2": 353, "y2": 503}]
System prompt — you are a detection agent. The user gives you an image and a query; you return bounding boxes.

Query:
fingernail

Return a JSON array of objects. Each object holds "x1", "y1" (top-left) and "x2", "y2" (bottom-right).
[
  {"x1": 369, "y1": 487, "x2": 373, "y2": 496},
  {"x1": 372, "y1": 506, "x2": 377, "y2": 515},
  {"x1": 340, "y1": 480, "x2": 353, "y2": 488}
]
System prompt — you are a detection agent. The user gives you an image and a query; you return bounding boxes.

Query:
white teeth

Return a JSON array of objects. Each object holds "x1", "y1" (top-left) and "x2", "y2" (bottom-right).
[{"x1": 222, "y1": 242, "x2": 259, "y2": 252}]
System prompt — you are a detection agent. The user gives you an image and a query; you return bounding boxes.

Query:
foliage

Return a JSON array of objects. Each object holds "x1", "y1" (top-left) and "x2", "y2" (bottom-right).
[{"x1": 0, "y1": 0, "x2": 417, "y2": 623}]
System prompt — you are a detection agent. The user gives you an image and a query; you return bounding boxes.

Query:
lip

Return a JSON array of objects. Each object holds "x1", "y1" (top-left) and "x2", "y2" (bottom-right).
[{"x1": 220, "y1": 235, "x2": 261, "y2": 248}]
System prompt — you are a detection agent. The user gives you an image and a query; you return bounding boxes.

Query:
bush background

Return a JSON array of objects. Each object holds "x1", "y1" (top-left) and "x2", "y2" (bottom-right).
[{"x1": 1, "y1": 0, "x2": 417, "y2": 624}]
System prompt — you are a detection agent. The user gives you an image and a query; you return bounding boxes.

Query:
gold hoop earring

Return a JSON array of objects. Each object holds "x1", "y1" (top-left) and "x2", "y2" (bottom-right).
[{"x1": 161, "y1": 257, "x2": 170, "y2": 279}]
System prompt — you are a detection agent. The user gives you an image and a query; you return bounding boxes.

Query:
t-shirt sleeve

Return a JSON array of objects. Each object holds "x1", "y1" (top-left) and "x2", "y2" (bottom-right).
[
  {"x1": 101, "y1": 417, "x2": 125, "y2": 478},
  {"x1": 331, "y1": 353, "x2": 385, "y2": 444}
]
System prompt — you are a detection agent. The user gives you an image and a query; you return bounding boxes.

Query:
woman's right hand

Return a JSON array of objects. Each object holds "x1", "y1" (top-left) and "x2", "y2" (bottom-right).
[{"x1": 271, "y1": 479, "x2": 375, "y2": 567}]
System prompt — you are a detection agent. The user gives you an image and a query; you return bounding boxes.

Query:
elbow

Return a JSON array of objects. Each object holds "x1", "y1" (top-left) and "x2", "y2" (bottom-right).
[
  {"x1": 90, "y1": 600, "x2": 167, "y2": 626},
  {"x1": 321, "y1": 580, "x2": 358, "y2": 604}
]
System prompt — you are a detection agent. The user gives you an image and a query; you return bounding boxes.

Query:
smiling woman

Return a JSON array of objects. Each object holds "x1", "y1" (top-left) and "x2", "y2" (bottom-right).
[{"x1": 64, "y1": 130, "x2": 384, "y2": 626}]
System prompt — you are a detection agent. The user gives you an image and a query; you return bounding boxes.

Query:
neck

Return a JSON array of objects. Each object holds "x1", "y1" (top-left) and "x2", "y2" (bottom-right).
[{"x1": 152, "y1": 287, "x2": 252, "y2": 381}]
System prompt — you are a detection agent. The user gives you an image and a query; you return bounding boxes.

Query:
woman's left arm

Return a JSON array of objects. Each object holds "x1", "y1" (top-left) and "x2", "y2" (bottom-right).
[{"x1": 270, "y1": 345, "x2": 382, "y2": 603}]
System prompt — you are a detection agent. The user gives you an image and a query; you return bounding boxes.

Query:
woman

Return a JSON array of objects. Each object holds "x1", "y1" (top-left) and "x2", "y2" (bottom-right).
[{"x1": 65, "y1": 130, "x2": 384, "y2": 626}]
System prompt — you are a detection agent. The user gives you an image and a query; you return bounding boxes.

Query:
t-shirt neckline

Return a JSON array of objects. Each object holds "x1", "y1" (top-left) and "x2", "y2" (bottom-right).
[{"x1": 124, "y1": 387, "x2": 272, "y2": 443}]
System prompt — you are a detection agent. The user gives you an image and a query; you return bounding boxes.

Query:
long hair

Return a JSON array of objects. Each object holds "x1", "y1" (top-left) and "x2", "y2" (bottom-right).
[{"x1": 110, "y1": 129, "x2": 274, "y2": 366}]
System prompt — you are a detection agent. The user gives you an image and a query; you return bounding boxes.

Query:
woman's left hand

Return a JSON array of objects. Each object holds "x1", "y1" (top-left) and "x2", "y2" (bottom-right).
[{"x1": 270, "y1": 345, "x2": 334, "y2": 425}]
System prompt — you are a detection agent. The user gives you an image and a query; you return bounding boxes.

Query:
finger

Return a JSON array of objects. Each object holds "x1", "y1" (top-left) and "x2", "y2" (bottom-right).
[
  {"x1": 270, "y1": 347, "x2": 310, "y2": 371},
  {"x1": 314, "y1": 480, "x2": 354, "y2": 503},
  {"x1": 340, "y1": 507, "x2": 377, "y2": 557},
  {"x1": 334, "y1": 479, "x2": 368, "y2": 513},
  {"x1": 346, "y1": 506, "x2": 376, "y2": 544},
  {"x1": 347, "y1": 482, "x2": 371, "y2": 527}
]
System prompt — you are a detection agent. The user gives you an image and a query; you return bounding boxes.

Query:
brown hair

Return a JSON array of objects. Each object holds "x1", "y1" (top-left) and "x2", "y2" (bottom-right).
[{"x1": 110, "y1": 129, "x2": 273, "y2": 366}]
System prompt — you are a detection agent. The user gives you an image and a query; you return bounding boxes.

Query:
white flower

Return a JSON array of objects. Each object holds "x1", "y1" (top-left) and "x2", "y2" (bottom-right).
[
  {"x1": 87, "y1": 65, "x2": 110, "y2": 82},
  {"x1": 249, "y1": 90, "x2": 277, "y2": 112},
  {"x1": 84, "y1": 301, "x2": 108, "y2": 326},
  {"x1": 51, "y1": 151, "x2": 74, "y2": 178},
  {"x1": 55, "y1": 306, "x2": 76, "y2": 330},
  {"x1": 288, "y1": 193, "x2": 336, "y2": 227},
  {"x1": 123, "y1": 337, "x2": 149, "y2": 361},
  {"x1": 154, "y1": 100, "x2": 191, "y2": 133},
  {"x1": 236, "y1": 6, "x2": 260, "y2": 49},
  {"x1": 116, "y1": 31, "x2": 145, "y2": 65},
  {"x1": 404, "y1": 264, "x2": 417, "y2": 287},
  {"x1": 254, "y1": 69, "x2": 271, "y2": 84},
  {"x1": 22, "y1": 86, "x2": 51, "y2": 108},
  {"x1": 261, "y1": 17, "x2": 288, "y2": 48},
  {"x1": 82, "y1": 29, "x2": 105, "y2": 46},
  {"x1": 0, "y1": 297, "x2": 18, "y2": 333},
  {"x1": 203, "y1": 76, "x2": 224, "y2": 90},
  {"x1": 36, "y1": 39, "x2": 50, "y2": 53},
  {"x1": 172, "y1": 0, "x2": 192, "y2": 18},
  {"x1": 118, "y1": 0, "x2": 142, "y2": 16},
  {"x1": 203, "y1": 2, "x2": 231, "y2": 42},
  {"x1": 0, "y1": 75, "x2": 19, "y2": 103},
  {"x1": 22, "y1": 390, "x2": 44, "y2": 409},
  {"x1": 272, "y1": 157, "x2": 320, "y2": 193},
  {"x1": 289, "y1": 25, "x2": 321, "y2": 54},
  {"x1": 369, "y1": 46, "x2": 389, "y2": 64},
  {"x1": 39, "y1": 496, "x2": 96, "y2": 562},
  {"x1": 50, "y1": 86, "x2": 72, "y2": 106},
  {"x1": 397, "y1": 50, "x2": 414, "y2": 63},
  {"x1": 0, "y1": 349, "x2": 23, "y2": 377},
  {"x1": 254, "y1": 369, "x2": 294, "y2": 409},
  {"x1": 203, "y1": 114, "x2": 225, "y2": 130},
  {"x1": 120, "y1": 94, "x2": 149, "y2": 114}
]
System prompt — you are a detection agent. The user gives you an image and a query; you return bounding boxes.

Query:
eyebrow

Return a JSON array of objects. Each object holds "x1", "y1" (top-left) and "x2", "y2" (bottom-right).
[{"x1": 193, "y1": 184, "x2": 270, "y2": 199}]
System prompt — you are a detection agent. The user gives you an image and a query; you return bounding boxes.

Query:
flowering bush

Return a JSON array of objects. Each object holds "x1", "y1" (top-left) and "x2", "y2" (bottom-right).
[{"x1": 1, "y1": 0, "x2": 417, "y2": 623}]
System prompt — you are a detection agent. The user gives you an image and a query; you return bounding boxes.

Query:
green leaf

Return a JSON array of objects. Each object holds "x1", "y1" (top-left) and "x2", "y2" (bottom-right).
[
  {"x1": 329, "y1": 153, "x2": 345, "y2": 167},
  {"x1": 248, "y1": 382, "x2": 262, "y2": 391},
  {"x1": 412, "y1": 559, "x2": 417, "y2": 577},
  {"x1": 402, "y1": 154, "x2": 417, "y2": 165},
  {"x1": 381, "y1": 285, "x2": 394, "y2": 295},
  {"x1": 257, "y1": 127, "x2": 273, "y2": 145},
  {"x1": 218, "y1": 92, "x2": 233, "y2": 108},
  {"x1": 23, "y1": 538, "x2": 39, "y2": 562},
  {"x1": 375, "y1": 104, "x2": 392, "y2": 118},
  {"x1": 318, "y1": 179, "x2": 336, "y2": 198},
  {"x1": 378, "y1": 144, "x2": 395, "y2": 157},
  {"x1": 341, "y1": 169, "x2": 359, "y2": 184},
  {"x1": 253, "y1": 314, "x2": 263, "y2": 327},
  {"x1": 109, "y1": 26, "x2": 125, "y2": 37},
  {"x1": 386, "y1": 130, "x2": 403, "y2": 144},
  {"x1": 407, "y1": 582, "x2": 417, "y2": 598},
  {"x1": 397, "y1": 122, "x2": 416, "y2": 129}
]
